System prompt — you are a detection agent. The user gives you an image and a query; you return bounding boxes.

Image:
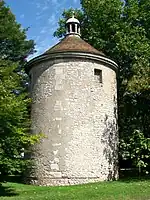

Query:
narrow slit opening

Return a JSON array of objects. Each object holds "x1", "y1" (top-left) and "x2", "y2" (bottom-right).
[{"x1": 72, "y1": 24, "x2": 75, "y2": 32}]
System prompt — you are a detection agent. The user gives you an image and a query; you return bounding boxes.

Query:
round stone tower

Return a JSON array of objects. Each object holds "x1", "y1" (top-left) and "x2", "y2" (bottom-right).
[{"x1": 26, "y1": 15, "x2": 118, "y2": 186}]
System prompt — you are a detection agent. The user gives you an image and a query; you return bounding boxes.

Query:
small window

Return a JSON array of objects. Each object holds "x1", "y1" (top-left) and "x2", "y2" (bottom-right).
[{"x1": 94, "y1": 69, "x2": 102, "y2": 83}]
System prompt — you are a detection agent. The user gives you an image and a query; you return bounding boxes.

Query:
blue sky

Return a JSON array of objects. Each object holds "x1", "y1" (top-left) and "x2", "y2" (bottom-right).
[{"x1": 5, "y1": 0, "x2": 80, "y2": 60}]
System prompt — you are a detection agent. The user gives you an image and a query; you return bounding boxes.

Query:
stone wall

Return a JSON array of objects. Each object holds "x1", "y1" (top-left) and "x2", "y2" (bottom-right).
[{"x1": 28, "y1": 57, "x2": 118, "y2": 186}]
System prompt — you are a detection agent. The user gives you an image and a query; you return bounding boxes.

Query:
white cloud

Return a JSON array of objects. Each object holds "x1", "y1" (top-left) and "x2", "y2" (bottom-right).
[
  {"x1": 42, "y1": 5, "x2": 49, "y2": 11},
  {"x1": 73, "y1": 0, "x2": 78, "y2": 3},
  {"x1": 40, "y1": 26, "x2": 48, "y2": 34},
  {"x1": 48, "y1": 14, "x2": 56, "y2": 26},
  {"x1": 36, "y1": 14, "x2": 43, "y2": 20},
  {"x1": 34, "y1": 36, "x2": 40, "y2": 42},
  {"x1": 26, "y1": 0, "x2": 68, "y2": 61},
  {"x1": 51, "y1": 0, "x2": 58, "y2": 4},
  {"x1": 20, "y1": 14, "x2": 25, "y2": 19},
  {"x1": 36, "y1": 2, "x2": 41, "y2": 8},
  {"x1": 45, "y1": 0, "x2": 52, "y2": 2},
  {"x1": 51, "y1": 0, "x2": 62, "y2": 10}
]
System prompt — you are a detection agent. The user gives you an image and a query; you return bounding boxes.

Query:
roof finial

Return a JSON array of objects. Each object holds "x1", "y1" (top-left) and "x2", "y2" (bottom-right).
[{"x1": 72, "y1": 10, "x2": 75, "y2": 18}]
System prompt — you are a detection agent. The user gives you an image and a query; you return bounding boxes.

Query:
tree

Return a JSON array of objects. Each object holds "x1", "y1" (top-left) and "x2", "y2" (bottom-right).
[
  {"x1": 54, "y1": 0, "x2": 150, "y2": 173},
  {"x1": 0, "y1": 1, "x2": 39, "y2": 179},
  {"x1": 0, "y1": 60, "x2": 40, "y2": 178},
  {"x1": 0, "y1": 0, "x2": 35, "y2": 63}
]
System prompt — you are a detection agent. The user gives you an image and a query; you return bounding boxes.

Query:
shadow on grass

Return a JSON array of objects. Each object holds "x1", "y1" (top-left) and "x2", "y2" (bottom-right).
[
  {"x1": 4, "y1": 175, "x2": 23, "y2": 184},
  {"x1": 119, "y1": 176, "x2": 150, "y2": 183},
  {"x1": 0, "y1": 184, "x2": 18, "y2": 197},
  {"x1": 0, "y1": 175, "x2": 22, "y2": 197},
  {"x1": 119, "y1": 170, "x2": 150, "y2": 183}
]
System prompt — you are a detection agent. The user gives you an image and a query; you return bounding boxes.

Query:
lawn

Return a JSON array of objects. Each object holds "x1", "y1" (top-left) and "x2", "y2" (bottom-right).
[{"x1": 0, "y1": 178, "x2": 150, "y2": 200}]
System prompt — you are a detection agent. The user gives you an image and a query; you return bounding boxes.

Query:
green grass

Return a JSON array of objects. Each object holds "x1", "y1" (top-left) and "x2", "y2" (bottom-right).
[{"x1": 0, "y1": 179, "x2": 150, "y2": 200}]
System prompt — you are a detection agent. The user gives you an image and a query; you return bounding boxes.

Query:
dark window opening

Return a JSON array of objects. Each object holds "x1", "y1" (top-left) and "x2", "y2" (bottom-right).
[
  {"x1": 68, "y1": 24, "x2": 70, "y2": 33},
  {"x1": 77, "y1": 25, "x2": 79, "y2": 33},
  {"x1": 72, "y1": 24, "x2": 75, "y2": 32},
  {"x1": 94, "y1": 69, "x2": 102, "y2": 83}
]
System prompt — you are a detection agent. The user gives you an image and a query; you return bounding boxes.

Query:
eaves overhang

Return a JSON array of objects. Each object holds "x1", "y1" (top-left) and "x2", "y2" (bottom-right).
[{"x1": 25, "y1": 51, "x2": 118, "y2": 74}]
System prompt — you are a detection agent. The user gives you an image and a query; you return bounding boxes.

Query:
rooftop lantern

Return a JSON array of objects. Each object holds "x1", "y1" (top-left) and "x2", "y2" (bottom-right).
[{"x1": 66, "y1": 12, "x2": 81, "y2": 37}]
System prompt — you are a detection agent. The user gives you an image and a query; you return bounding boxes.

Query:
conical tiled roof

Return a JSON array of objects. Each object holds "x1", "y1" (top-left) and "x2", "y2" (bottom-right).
[
  {"x1": 26, "y1": 15, "x2": 117, "y2": 74},
  {"x1": 44, "y1": 35, "x2": 105, "y2": 56}
]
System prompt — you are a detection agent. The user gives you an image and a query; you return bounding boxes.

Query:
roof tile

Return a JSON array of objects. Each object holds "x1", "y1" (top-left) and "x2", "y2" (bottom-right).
[{"x1": 44, "y1": 35, "x2": 105, "y2": 56}]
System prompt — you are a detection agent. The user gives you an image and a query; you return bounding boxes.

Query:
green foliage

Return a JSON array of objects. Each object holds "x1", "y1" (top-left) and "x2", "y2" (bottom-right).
[
  {"x1": 54, "y1": 0, "x2": 150, "y2": 173},
  {"x1": 0, "y1": 60, "x2": 41, "y2": 176},
  {"x1": 0, "y1": 1, "x2": 38, "y2": 179},
  {"x1": 0, "y1": 0, "x2": 35, "y2": 63},
  {"x1": 120, "y1": 130, "x2": 150, "y2": 174}
]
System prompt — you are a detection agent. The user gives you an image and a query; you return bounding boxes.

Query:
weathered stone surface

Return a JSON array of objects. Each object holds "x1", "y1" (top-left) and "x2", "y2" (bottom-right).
[
  {"x1": 28, "y1": 56, "x2": 118, "y2": 186},
  {"x1": 28, "y1": 177, "x2": 109, "y2": 186}
]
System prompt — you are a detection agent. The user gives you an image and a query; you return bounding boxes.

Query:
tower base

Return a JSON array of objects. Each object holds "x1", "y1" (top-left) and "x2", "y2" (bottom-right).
[{"x1": 26, "y1": 176, "x2": 118, "y2": 186}]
